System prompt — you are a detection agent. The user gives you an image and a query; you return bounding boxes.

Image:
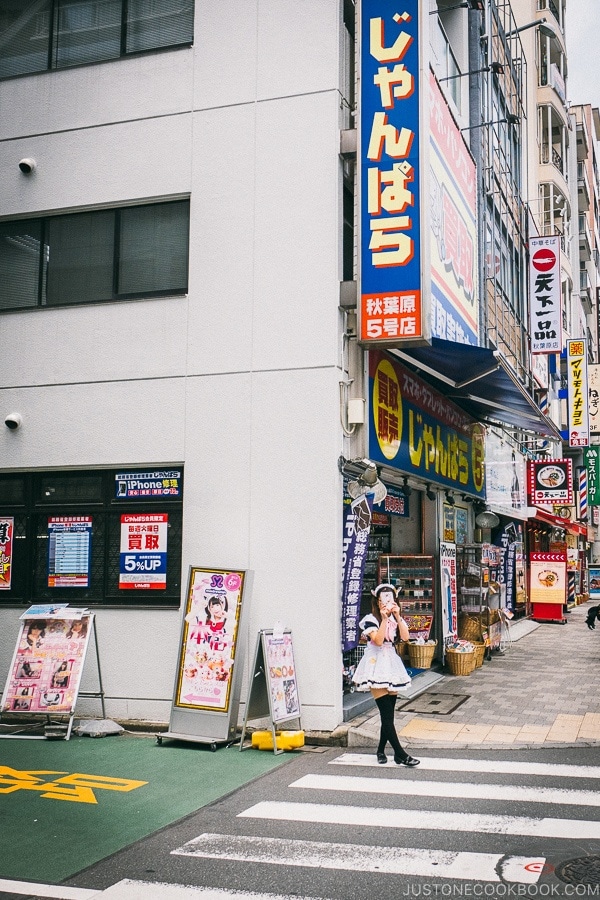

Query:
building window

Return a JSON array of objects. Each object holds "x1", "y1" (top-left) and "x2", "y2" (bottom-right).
[
  {"x1": 0, "y1": 469, "x2": 184, "y2": 608},
  {"x1": 0, "y1": 199, "x2": 189, "y2": 311},
  {"x1": 0, "y1": 0, "x2": 194, "y2": 79}
]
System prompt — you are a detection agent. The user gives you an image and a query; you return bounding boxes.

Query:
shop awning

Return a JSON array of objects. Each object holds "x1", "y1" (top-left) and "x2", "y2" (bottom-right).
[{"x1": 391, "y1": 338, "x2": 562, "y2": 440}]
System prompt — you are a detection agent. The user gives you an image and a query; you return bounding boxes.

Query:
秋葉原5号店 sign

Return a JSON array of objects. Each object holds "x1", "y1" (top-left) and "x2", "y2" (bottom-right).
[
  {"x1": 567, "y1": 338, "x2": 589, "y2": 448},
  {"x1": 119, "y1": 514, "x2": 168, "y2": 590},
  {"x1": 359, "y1": 1, "x2": 428, "y2": 346},
  {"x1": 529, "y1": 236, "x2": 561, "y2": 354}
]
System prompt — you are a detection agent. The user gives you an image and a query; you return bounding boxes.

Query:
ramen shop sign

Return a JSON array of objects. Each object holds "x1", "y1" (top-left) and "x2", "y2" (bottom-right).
[
  {"x1": 528, "y1": 458, "x2": 573, "y2": 505},
  {"x1": 528, "y1": 236, "x2": 561, "y2": 354}
]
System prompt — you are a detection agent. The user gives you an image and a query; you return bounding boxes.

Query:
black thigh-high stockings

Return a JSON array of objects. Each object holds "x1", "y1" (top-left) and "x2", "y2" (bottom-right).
[{"x1": 375, "y1": 693, "x2": 405, "y2": 757}]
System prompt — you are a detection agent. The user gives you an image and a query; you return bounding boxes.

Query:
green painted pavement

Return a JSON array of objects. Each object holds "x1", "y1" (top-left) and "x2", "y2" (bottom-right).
[{"x1": 0, "y1": 733, "x2": 291, "y2": 883}]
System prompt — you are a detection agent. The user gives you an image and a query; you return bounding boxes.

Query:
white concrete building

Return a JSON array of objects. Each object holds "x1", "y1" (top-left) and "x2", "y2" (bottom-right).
[{"x1": 0, "y1": 0, "x2": 354, "y2": 732}]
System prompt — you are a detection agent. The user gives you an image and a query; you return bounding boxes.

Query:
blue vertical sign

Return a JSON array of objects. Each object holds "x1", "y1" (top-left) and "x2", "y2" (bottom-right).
[
  {"x1": 359, "y1": 0, "x2": 424, "y2": 345},
  {"x1": 341, "y1": 494, "x2": 374, "y2": 652}
]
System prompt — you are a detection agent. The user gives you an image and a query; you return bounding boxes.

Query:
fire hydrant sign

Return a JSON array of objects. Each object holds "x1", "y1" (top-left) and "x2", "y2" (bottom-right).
[{"x1": 119, "y1": 513, "x2": 168, "y2": 590}]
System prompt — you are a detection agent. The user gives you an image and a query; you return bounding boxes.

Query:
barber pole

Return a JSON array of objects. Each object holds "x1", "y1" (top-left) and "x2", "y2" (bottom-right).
[{"x1": 579, "y1": 468, "x2": 588, "y2": 521}]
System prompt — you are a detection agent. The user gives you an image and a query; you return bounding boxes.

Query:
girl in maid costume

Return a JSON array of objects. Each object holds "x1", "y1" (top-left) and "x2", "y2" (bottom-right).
[{"x1": 352, "y1": 583, "x2": 420, "y2": 767}]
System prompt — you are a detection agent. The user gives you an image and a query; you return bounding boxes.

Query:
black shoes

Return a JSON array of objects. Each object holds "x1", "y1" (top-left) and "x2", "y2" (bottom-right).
[
  {"x1": 376, "y1": 752, "x2": 388, "y2": 764},
  {"x1": 394, "y1": 754, "x2": 420, "y2": 767}
]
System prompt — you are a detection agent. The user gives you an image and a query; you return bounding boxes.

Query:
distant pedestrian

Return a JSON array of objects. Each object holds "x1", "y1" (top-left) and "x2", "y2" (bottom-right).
[{"x1": 352, "y1": 584, "x2": 420, "y2": 767}]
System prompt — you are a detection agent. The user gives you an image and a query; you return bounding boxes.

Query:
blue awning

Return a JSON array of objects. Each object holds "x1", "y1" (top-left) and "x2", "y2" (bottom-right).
[{"x1": 391, "y1": 338, "x2": 562, "y2": 440}]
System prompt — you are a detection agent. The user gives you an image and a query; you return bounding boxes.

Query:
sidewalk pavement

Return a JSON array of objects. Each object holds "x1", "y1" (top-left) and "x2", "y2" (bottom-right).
[{"x1": 342, "y1": 600, "x2": 600, "y2": 751}]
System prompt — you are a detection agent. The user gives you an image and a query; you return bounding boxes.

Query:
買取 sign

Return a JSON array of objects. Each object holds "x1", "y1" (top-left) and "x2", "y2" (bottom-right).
[{"x1": 119, "y1": 514, "x2": 168, "y2": 590}]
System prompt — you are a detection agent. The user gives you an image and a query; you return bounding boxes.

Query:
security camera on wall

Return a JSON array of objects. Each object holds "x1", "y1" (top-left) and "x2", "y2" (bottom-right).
[
  {"x1": 5, "y1": 413, "x2": 22, "y2": 430},
  {"x1": 18, "y1": 158, "x2": 36, "y2": 174}
]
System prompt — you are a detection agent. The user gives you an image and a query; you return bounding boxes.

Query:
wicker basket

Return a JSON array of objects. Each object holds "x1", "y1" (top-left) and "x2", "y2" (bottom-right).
[
  {"x1": 458, "y1": 613, "x2": 484, "y2": 643},
  {"x1": 395, "y1": 640, "x2": 409, "y2": 660},
  {"x1": 408, "y1": 640, "x2": 437, "y2": 669},
  {"x1": 472, "y1": 641, "x2": 486, "y2": 668},
  {"x1": 445, "y1": 648, "x2": 476, "y2": 676}
]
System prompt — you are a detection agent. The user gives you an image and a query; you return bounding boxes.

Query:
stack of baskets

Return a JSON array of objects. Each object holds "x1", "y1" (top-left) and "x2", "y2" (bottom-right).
[
  {"x1": 457, "y1": 612, "x2": 484, "y2": 643},
  {"x1": 407, "y1": 640, "x2": 437, "y2": 669},
  {"x1": 471, "y1": 641, "x2": 486, "y2": 668},
  {"x1": 445, "y1": 645, "x2": 476, "y2": 676}
]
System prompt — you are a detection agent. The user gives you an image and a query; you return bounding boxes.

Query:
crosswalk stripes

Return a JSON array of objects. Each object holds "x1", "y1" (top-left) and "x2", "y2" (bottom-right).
[{"x1": 171, "y1": 751, "x2": 600, "y2": 887}]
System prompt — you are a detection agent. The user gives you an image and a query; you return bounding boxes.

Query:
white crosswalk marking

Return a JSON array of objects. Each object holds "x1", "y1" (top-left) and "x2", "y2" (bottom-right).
[
  {"x1": 164, "y1": 750, "x2": 600, "y2": 890},
  {"x1": 173, "y1": 833, "x2": 544, "y2": 883},
  {"x1": 290, "y1": 771, "x2": 600, "y2": 806},
  {"x1": 237, "y1": 799, "x2": 600, "y2": 839},
  {"x1": 331, "y1": 752, "x2": 600, "y2": 779}
]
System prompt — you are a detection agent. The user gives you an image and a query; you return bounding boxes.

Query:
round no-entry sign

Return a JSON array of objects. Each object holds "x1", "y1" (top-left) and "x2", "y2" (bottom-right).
[{"x1": 532, "y1": 247, "x2": 556, "y2": 272}]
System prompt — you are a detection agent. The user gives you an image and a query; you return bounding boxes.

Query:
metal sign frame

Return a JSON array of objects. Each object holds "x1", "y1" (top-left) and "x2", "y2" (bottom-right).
[
  {"x1": 159, "y1": 566, "x2": 253, "y2": 750},
  {"x1": 240, "y1": 629, "x2": 301, "y2": 755}
]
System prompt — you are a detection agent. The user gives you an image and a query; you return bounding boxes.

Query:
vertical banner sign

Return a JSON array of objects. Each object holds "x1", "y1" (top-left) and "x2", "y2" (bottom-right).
[
  {"x1": 585, "y1": 447, "x2": 600, "y2": 506},
  {"x1": 341, "y1": 493, "x2": 374, "y2": 651},
  {"x1": 359, "y1": 0, "x2": 428, "y2": 345},
  {"x1": 0, "y1": 517, "x2": 13, "y2": 590},
  {"x1": 440, "y1": 542, "x2": 457, "y2": 640},
  {"x1": 588, "y1": 364, "x2": 600, "y2": 434},
  {"x1": 567, "y1": 339, "x2": 590, "y2": 448},
  {"x1": 48, "y1": 517, "x2": 92, "y2": 588},
  {"x1": 429, "y1": 70, "x2": 478, "y2": 345},
  {"x1": 119, "y1": 514, "x2": 168, "y2": 590},
  {"x1": 529, "y1": 236, "x2": 561, "y2": 354}
]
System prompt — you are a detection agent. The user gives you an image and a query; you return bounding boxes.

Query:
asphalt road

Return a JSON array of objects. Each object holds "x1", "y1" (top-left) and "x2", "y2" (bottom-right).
[{"x1": 5, "y1": 743, "x2": 600, "y2": 900}]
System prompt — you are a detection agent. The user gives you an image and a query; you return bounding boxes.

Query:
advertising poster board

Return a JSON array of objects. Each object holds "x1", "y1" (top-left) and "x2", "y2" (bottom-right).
[
  {"x1": 161, "y1": 566, "x2": 252, "y2": 748},
  {"x1": 240, "y1": 629, "x2": 301, "y2": 755},
  {"x1": 119, "y1": 513, "x2": 168, "y2": 590},
  {"x1": 440, "y1": 542, "x2": 457, "y2": 640},
  {"x1": 529, "y1": 552, "x2": 567, "y2": 605},
  {"x1": 0, "y1": 517, "x2": 13, "y2": 590},
  {"x1": 1, "y1": 608, "x2": 92, "y2": 717},
  {"x1": 48, "y1": 517, "x2": 92, "y2": 588},
  {"x1": 589, "y1": 567, "x2": 600, "y2": 600}
]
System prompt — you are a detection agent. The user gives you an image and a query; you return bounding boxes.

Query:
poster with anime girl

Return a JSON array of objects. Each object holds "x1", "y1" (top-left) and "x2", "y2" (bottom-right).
[{"x1": 175, "y1": 567, "x2": 248, "y2": 713}]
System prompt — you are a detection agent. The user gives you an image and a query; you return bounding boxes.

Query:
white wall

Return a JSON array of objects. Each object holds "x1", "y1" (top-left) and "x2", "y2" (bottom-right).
[{"x1": 0, "y1": 1, "x2": 347, "y2": 732}]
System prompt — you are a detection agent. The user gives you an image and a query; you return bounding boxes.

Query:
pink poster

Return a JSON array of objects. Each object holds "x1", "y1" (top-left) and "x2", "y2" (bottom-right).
[
  {"x1": 1, "y1": 612, "x2": 92, "y2": 715},
  {"x1": 175, "y1": 568, "x2": 246, "y2": 713}
]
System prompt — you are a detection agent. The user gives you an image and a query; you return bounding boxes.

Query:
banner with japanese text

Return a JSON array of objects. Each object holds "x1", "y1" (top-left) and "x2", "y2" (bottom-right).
[
  {"x1": 589, "y1": 364, "x2": 600, "y2": 434},
  {"x1": 429, "y1": 70, "x2": 478, "y2": 346},
  {"x1": 585, "y1": 447, "x2": 600, "y2": 506},
  {"x1": 341, "y1": 493, "x2": 374, "y2": 651},
  {"x1": 48, "y1": 517, "x2": 92, "y2": 588},
  {"x1": 440, "y1": 542, "x2": 457, "y2": 640},
  {"x1": 368, "y1": 349, "x2": 485, "y2": 495},
  {"x1": 567, "y1": 338, "x2": 589, "y2": 448},
  {"x1": 529, "y1": 236, "x2": 561, "y2": 354},
  {"x1": 119, "y1": 513, "x2": 168, "y2": 590},
  {"x1": 359, "y1": 0, "x2": 428, "y2": 345}
]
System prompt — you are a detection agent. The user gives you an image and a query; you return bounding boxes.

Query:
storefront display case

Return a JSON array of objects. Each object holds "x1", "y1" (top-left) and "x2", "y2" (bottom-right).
[
  {"x1": 456, "y1": 544, "x2": 502, "y2": 652},
  {"x1": 378, "y1": 555, "x2": 434, "y2": 640}
]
